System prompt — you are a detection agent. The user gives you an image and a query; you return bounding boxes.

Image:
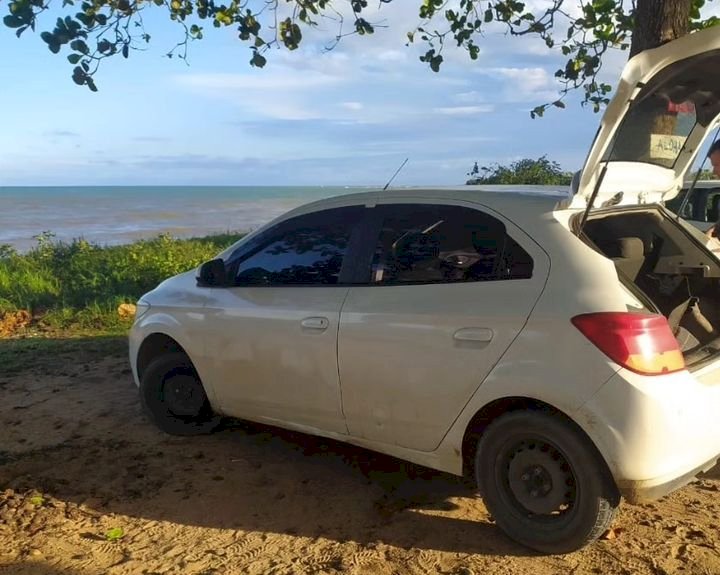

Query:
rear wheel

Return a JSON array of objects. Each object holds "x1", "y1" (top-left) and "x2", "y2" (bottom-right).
[
  {"x1": 475, "y1": 410, "x2": 619, "y2": 554},
  {"x1": 140, "y1": 353, "x2": 220, "y2": 436}
]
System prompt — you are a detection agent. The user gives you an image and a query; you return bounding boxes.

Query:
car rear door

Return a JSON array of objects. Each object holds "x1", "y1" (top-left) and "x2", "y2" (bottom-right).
[{"x1": 337, "y1": 199, "x2": 550, "y2": 451}]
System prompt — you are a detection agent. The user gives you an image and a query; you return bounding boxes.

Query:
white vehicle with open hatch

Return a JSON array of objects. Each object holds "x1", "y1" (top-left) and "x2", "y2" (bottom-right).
[{"x1": 130, "y1": 27, "x2": 720, "y2": 553}]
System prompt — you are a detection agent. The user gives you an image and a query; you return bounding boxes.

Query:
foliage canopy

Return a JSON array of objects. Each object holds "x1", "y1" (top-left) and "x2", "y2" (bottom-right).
[
  {"x1": 2, "y1": 0, "x2": 718, "y2": 115},
  {"x1": 466, "y1": 156, "x2": 573, "y2": 185}
]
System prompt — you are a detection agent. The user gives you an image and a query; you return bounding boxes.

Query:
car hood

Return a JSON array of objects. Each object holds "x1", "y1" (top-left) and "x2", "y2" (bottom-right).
[{"x1": 570, "y1": 26, "x2": 720, "y2": 210}]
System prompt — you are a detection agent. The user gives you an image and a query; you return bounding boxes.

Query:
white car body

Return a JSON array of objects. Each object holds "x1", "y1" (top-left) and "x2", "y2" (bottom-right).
[
  {"x1": 129, "y1": 27, "x2": 720, "y2": 552},
  {"x1": 130, "y1": 187, "x2": 720, "y2": 490}
]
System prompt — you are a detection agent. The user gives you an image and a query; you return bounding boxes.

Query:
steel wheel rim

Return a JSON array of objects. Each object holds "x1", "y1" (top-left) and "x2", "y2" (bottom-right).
[
  {"x1": 161, "y1": 372, "x2": 206, "y2": 417},
  {"x1": 498, "y1": 436, "x2": 577, "y2": 518}
]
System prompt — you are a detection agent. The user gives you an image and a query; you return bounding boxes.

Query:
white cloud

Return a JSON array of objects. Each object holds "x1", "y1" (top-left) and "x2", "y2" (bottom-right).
[
  {"x1": 477, "y1": 66, "x2": 560, "y2": 102},
  {"x1": 433, "y1": 105, "x2": 494, "y2": 115},
  {"x1": 176, "y1": 69, "x2": 341, "y2": 92},
  {"x1": 453, "y1": 91, "x2": 485, "y2": 104},
  {"x1": 175, "y1": 64, "x2": 351, "y2": 121},
  {"x1": 341, "y1": 101, "x2": 364, "y2": 111},
  {"x1": 375, "y1": 50, "x2": 409, "y2": 62},
  {"x1": 482, "y1": 66, "x2": 552, "y2": 89}
]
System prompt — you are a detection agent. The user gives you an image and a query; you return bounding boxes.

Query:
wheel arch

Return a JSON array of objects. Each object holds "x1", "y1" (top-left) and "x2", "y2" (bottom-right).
[
  {"x1": 136, "y1": 333, "x2": 192, "y2": 382},
  {"x1": 460, "y1": 396, "x2": 615, "y2": 489}
]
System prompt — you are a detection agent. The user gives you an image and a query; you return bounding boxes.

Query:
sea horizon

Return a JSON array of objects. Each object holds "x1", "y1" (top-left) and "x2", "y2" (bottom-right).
[{"x1": 0, "y1": 185, "x2": 383, "y2": 252}]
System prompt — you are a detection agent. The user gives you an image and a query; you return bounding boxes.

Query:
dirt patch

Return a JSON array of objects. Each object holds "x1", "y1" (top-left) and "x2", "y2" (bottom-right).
[{"x1": 1, "y1": 342, "x2": 720, "y2": 574}]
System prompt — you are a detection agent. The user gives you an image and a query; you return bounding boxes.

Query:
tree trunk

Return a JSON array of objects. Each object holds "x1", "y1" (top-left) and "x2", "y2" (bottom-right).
[
  {"x1": 628, "y1": 0, "x2": 694, "y2": 140},
  {"x1": 630, "y1": 0, "x2": 692, "y2": 56}
]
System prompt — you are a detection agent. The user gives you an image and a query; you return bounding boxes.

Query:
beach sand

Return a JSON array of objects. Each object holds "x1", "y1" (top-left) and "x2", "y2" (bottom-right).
[{"x1": 1, "y1": 347, "x2": 719, "y2": 575}]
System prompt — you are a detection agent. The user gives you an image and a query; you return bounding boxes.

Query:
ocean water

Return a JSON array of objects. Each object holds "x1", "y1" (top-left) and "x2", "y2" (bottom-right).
[{"x1": 0, "y1": 186, "x2": 373, "y2": 252}]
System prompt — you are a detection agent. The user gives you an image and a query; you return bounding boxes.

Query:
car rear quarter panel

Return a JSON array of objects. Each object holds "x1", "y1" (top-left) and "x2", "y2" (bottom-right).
[{"x1": 434, "y1": 209, "x2": 631, "y2": 475}]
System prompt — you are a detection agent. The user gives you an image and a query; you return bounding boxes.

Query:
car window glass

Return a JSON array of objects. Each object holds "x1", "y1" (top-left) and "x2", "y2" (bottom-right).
[
  {"x1": 665, "y1": 190, "x2": 694, "y2": 219},
  {"x1": 706, "y1": 190, "x2": 720, "y2": 222},
  {"x1": 666, "y1": 188, "x2": 720, "y2": 222},
  {"x1": 370, "y1": 204, "x2": 533, "y2": 284},
  {"x1": 234, "y1": 206, "x2": 362, "y2": 286}
]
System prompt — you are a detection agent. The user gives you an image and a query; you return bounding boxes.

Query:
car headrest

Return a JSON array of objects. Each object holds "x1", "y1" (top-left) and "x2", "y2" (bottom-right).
[
  {"x1": 614, "y1": 237, "x2": 645, "y2": 259},
  {"x1": 392, "y1": 232, "x2": 440, "y2": 266}
]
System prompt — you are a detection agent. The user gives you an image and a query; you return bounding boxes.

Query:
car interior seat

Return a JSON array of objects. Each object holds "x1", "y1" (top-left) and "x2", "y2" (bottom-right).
[
  {"x1": 391, "y1": 232, "x2": 443, "y2": 282},
  {"x1": 605, "y1": 237, "x2": 646, "y2": 282}
]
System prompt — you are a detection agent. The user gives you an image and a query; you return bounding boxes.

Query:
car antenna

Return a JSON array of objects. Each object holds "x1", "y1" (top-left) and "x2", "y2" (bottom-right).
[
  {"x1": 675, "y1": 124, "x2": 720, "y2": 222},
  {"x1": 383, "y1": 158, "x2": 409, "y2": 191}
]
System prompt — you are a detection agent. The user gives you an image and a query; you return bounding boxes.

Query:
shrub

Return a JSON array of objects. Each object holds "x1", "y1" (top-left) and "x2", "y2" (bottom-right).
[{"x1": 0, "y1": 232, "x2": 243, "y2": 333}]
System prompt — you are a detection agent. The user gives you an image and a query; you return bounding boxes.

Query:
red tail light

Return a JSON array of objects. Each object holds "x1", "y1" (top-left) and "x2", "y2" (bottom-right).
[{"x1": 571, "y1": 312, "x2": 685, "y2": 375}]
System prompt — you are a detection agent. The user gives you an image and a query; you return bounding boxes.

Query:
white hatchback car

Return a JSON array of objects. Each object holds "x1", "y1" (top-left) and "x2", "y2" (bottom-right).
[{"x1": 130, "y1": 27, "x2": 720, "y2": 553}]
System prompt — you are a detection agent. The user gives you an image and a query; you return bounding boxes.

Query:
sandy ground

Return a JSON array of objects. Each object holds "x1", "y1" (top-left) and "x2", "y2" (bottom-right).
[{"x1": 1, "y1": 344, "x2": 720, "y2": 575}]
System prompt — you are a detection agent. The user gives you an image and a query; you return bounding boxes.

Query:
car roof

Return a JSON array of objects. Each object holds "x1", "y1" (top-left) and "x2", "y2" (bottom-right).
[
  {"x1": 683, "y1": 180, "x2": 720, "y2": 189},
  {"x1": 290, "y1": 185, "x2": 571, "y2": 218}
]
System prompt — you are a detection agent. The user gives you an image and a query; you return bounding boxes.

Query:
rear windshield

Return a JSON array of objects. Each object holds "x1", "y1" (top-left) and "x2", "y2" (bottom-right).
[{"x1": 602, "y1": 50, "x2": 720, "y2": 169}]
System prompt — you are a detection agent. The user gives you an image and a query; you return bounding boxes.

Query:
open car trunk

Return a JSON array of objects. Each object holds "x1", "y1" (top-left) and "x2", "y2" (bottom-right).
[{"x1": 582, "y1": 207, "x2": 720, "y2": 369}]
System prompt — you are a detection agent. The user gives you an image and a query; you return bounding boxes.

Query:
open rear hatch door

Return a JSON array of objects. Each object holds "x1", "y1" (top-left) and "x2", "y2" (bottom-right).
[{"x1": 570, "y1": 27, "x2": 720, "y2": 212}]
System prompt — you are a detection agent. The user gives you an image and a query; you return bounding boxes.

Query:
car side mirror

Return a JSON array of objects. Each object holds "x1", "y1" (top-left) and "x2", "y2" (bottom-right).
[{"x1": 197, "y1": 258, "x2": 228, "y2": 287}]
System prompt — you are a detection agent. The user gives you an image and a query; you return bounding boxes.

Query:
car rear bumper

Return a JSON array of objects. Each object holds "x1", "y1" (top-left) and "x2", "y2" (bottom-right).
[
  {"x1": 617, "y1": 454, "x2": 720, "y2": 503},
  {"x1": 576, "y1": 365, "x2": 720, "y2": 502}
]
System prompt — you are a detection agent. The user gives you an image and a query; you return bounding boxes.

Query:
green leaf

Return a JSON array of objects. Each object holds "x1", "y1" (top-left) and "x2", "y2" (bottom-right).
[
  {"x1": 105, "y1": 527, "x2": 124, "y2": 541},
  {"x1": 122, "y1": 44, "x2": 129, "y2": 58},
  {"x1": 72, "y1": 65, "x2": 86, "y2": 85},
  {"x1": 70, "y1": 39, "x2": 88, "y2": 54},
  {"x1": 67, "y1": 53, "x2": 81, "y2": 64},
  {"x1": 250, "y1": 51, "x2": 266, "y2": 68},
  {"x1": 530, "y1": 105, "x2": 545, "y2": 119},
  {"x1": 429, "y1": 54, "x2": 443, "y2": 72},
  {"x1": 3, "y1": 15, "x2": 24, "y2": 28},
  {"x1": 29, "y1": 495, "x2": 45, "y2": 506}
]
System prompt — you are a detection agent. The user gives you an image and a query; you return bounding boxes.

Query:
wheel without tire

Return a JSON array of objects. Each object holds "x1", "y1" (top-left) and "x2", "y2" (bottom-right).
[
  {"x1": 140, "y1": 353, "x2": 220, "y2": 436},
  {"x1": 475, "y1": 410, "x2": 620, "y2": 554}
]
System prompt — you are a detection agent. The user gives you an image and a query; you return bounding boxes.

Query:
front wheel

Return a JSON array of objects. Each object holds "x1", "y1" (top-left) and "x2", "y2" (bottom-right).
[
  {"x1": 140, "y1": 353, "x2": 221, "y2": 436},
  {"x1": 475, "y1": 410, "x2": 620, "y2": 554}
]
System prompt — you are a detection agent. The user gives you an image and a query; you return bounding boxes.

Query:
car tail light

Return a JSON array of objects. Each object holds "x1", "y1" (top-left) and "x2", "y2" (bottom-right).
[{"x1": 571, "y1": 312, "x2": 685, "y2": 375}]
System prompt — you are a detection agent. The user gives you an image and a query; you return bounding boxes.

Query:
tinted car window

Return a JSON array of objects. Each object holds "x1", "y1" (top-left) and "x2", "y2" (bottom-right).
[
  {"x1": 666, "y1": 187, "x2": 720, "y2": 222},
  {"x1": 665, "y1": 190, "x2": 695, "y2": 219},
  {"x1": 370, "y1": 204, "x2": 533, "y2": 284},
  {"x1": 233, "y1": 206, "x2": 363, "y2": 286}
]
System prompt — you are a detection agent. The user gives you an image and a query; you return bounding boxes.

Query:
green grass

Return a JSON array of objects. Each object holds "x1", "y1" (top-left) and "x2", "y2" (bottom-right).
[{"x1": 0, "y1": 232, "x2": 243, "y2": 334}]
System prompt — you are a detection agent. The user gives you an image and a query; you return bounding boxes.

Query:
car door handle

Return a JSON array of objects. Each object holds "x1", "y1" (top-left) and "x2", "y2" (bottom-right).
[
  {"x1": 301, "y1": 317, "x2": 329, "y2": 330},
  {"x1": 453, "y1": 328, "x2": 494, "y2": 342}
]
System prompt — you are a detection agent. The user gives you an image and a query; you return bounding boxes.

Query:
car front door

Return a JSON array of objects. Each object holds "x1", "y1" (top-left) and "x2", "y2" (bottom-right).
[
  {"x1": 337, "y1": 200, "x2": 549, "y2": 451},
  {"x1": 199, "y1": 205, "x2": 365, "y2": 434}
]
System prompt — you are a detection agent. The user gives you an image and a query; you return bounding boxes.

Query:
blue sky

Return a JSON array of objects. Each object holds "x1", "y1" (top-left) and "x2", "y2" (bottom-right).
[{"x1": 0, "y1": 1, "x2": 715, "y2": 187}]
